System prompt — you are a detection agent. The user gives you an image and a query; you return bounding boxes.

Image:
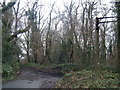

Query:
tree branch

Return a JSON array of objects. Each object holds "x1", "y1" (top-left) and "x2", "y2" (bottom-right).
[{"x1": 8, "y1": 25, "x2": 30, "y2": 41}]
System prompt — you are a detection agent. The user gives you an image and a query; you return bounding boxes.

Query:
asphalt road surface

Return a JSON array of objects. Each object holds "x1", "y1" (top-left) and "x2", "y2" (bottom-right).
[{"x1": 2, "y1": 67, "x2": 62, "y2": 88}]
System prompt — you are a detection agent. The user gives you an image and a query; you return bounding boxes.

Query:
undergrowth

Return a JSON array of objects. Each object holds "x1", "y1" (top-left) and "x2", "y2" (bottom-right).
[
  {"x1": 2, "y1": 61, "x2": 20, "y2": 82},
  {"x1": 55, "y1": 69, "x2": 120, "y2": 88}
]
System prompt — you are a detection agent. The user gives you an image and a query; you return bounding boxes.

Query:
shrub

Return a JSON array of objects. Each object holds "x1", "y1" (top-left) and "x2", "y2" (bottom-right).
[
  {"x1": 2, "y1": 64, "x2": 14, "y2": 77},
  {"x1": 2, "y1": 61, "x2": 20, "y2": 81}
]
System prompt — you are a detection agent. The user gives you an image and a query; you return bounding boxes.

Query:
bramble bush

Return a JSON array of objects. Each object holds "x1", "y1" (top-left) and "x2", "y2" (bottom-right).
[{"x1": 2, "y1": 61, "x2": 20, "y2": 81}]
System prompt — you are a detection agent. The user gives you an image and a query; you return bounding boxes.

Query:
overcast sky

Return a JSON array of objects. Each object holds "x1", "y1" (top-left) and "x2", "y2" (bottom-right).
[
  {"x1": 0, "y1": 0, "x2": 114, "y2": 16},
  {"x1": 19, "y1": 0, "x2": 112, "y2": 7},
  {"x1": 0, "y1": 0, "x2": 114, "y2": 14},
  {"x1": 1, "y1": 0, "x2": 113, "y2": 6}
]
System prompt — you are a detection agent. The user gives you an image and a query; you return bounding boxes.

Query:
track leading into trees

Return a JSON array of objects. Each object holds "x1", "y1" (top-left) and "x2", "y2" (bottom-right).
[{"x1": 2, "y1": 67, "x2": 62, "y2": 88}]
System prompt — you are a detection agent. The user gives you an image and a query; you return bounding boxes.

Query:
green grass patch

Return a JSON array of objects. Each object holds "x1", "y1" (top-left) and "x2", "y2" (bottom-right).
[
  {"x1": 24, "y1": 62, "x2": 51, "y2": 70},
  {"x1": 24, "y1": 63, "x2": 80, "y2": 73},
  {"x1": 24, "y1": 63, "x2": 80, "y2": 76},
  {"x1": 56, "y1": 69, "x2": 120, "y2": 88},
  {"x1": 24, "y1": 62, "x2": 46, "y2": 70},
  {"x1": 52, "y1": 63, "x2": 80, "y2": 73}
]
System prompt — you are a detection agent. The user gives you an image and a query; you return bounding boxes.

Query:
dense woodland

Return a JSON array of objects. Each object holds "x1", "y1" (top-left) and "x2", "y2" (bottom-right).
[{"x1": 1, "y1": 0, "x2": 120, "y2": 88}]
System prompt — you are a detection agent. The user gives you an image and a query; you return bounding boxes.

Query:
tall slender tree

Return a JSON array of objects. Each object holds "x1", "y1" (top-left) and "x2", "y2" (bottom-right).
[{"x1": 115, "y1": 1, "x2": 120, "y2": 73}]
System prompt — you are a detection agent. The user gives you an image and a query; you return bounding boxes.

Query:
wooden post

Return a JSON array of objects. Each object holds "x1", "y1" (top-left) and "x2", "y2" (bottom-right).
[{"x1": 94, "y1": 16, "x2": 117, "y2": 71}]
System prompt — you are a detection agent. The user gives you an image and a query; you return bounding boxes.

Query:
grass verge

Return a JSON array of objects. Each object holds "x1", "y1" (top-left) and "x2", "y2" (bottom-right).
[{"x1": 55, "y1": 69, "x2": 120, "y2": 88}]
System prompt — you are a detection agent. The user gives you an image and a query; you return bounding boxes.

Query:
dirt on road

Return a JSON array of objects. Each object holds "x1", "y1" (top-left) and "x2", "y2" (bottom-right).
[{"x1": 2, "y1": 67, "x2": 62, "y2": 88}]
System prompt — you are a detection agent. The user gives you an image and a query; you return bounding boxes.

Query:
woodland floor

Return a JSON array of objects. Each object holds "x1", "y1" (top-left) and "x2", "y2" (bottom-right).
[{"x1": 2, "y1": 63, "x2": 120, "y2": 88}]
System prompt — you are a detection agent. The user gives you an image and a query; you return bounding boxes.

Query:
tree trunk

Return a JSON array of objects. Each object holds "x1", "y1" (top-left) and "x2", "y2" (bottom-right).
[
  {"x1": 116, "y1": 1, "x2": 120, "y2": 73},
  {"x1": 95, "y1": 17, "x2": 100, "y2": 70}
]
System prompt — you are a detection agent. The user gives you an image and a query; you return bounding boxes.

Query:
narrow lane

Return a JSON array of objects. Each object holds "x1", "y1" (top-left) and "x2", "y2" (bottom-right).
[{"x1": 2, "y1": 67, "x2": 62, "y2": 88}]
